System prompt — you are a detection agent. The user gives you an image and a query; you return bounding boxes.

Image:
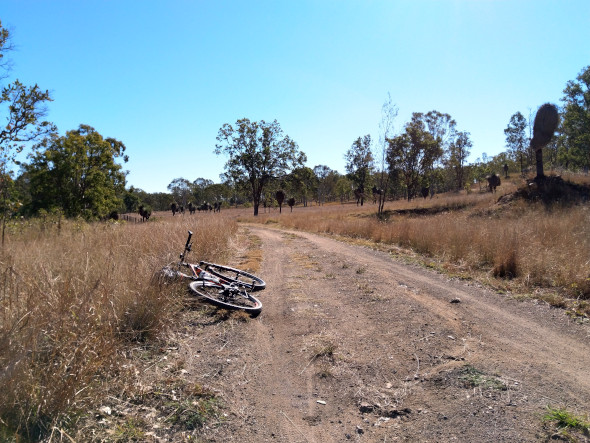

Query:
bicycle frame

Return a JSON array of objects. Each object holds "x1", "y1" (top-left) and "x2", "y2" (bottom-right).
[
  {"x1": 174, "y1": 231, "x2": 236, "y2": 287},
  {"x1": 163, "y1": 230, "x2": 263, "y2": 315}
]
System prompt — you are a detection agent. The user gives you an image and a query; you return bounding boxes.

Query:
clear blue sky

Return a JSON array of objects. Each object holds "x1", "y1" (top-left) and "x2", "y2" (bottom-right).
[{"x1": 2, "y1": 1, "x2": 589, "y2": 193}]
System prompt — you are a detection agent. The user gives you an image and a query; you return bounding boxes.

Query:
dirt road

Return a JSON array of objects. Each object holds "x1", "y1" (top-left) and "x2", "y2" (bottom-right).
[{"x1": 190, "y1": 226, "x2": 590, "y2": 442}]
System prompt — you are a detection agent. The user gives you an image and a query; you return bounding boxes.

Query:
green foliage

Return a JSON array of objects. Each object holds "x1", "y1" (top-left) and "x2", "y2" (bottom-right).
[
  {"x1": 289, "y1": 166, "x2": 317, "y2": 206},
  {"x1": 387, "y1": 114, "x2": 439, "y2": 201},
  {"x1": 543, "y1": 406, "x2": 590, "y2": 438},
  {"x1": 167, "y1": 177, "x2": 192, "y2": 205},
  {"x1": 0, "y1": 81, "x2": 55, "y2": 171},
  {"x1": 559, "y1": 65, "x2": 590, "y2": 171},
  {"x1": 504, "y1": 111, "x2": 529, "y2": 172},
  {"x1": 113, "y1": 417, "x2": 147, "y2": 442},
  {"x1": 123, "y1": 188, "x2": 142, "y2": 212},
  {"x1": 314, "y1": 164, "x2": 339, "y2": 205},
  {"x1": 0, "y1": 21, "x2": 56, "y2": 242},
  {"x1": 334, "y1": 175, "x2": 353, "y2": 203},
  {"x1": 423, "y1": 110, "x2": 456, "y2": 162},
  {"x1": 345, "y1": 134, "x2": 374, "y2": 200},
  {"x1": 133, "y1": 188, "x2": 175, "y2": 212},
  {"x1": 191, "y1": 177, "x2": 214, "y2": 204},
  {"x1": 26, "y1": 125, "x2": 128, "y2": 219},
  {"x1": 204, "y1": 182, "x2": 232, "y2": 205},
  {"x1": 459, "y1": 365, "x2": 506, "y2": 390},
  {"x1": 445, "y1": 131, "x2": 472, "y2": 190},
  {"x1": 215, "y1": 118, "x2": 306, "y2": 215},
  {"x1": 165, "y1": 396, "x2": 220, "y2": 430}
]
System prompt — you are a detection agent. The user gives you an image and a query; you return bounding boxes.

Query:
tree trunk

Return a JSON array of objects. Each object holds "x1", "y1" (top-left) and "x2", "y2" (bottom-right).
[{"x1": 535, "y1": 148, "x2": 544, "y2": 180}]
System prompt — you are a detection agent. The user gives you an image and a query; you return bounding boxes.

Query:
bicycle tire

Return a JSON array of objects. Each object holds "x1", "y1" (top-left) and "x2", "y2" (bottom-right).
[
  {"x1": 188, "y1": 280, "x2": 262, "y2": 315},
  {"x1": 199, "y1": 261, "x2": 266, "y2": 291}
]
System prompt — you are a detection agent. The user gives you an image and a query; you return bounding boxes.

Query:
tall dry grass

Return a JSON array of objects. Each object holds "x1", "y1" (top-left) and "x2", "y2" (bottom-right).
[
  {"x1": 241, "y1": 185, "x2": 590, "y2": 302},
  {"x1": 0, "y1": 214, "x2": 237, "y2": 440}
]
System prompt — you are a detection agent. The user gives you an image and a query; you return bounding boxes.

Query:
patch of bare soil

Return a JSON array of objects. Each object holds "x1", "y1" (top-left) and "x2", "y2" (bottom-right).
[{"x1": 102, "y1": 225, "x2": 589, "y2": 442}]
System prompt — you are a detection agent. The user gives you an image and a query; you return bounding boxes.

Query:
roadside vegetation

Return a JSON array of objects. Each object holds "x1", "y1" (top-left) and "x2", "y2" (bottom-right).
[
  {"x1": 239, "y1": 172, "x2": 590, "y2": 317},
  {"x1": 543, "y1": 406, "x2": 590, "y2": 441},
  {"x1": 0, "y1": 215, "x2": 237, "y2": 441}
]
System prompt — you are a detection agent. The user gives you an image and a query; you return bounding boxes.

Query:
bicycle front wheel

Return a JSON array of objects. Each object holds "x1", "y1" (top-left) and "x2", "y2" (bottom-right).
[
  {"x1": 199, "y1": 262, "x2": 266, "y2": 291},
  {"x1": 189, "y1": 281, "x2": 262, "y2": 316}
]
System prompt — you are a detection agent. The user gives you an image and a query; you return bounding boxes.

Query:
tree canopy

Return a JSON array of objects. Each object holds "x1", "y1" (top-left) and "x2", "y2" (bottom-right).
[
  {"x1": 26, "y1": 125, "x2": 127, "y2": 219},
  {"x1": 560, "y1": 65, "x2": 590, "y2": 171},
  {"x1": 445, "y1": 131, "x2": 472, "y2": 190},
  {"x1": 215, "y1": 118, "x2": 306, "y2": 215},
  {"x1": 345, "y1": 134, "x2": 373, "y2": 205},
  {"x1": 387, "y1": 113, "x2": 438, "y2": 201},
  {"x1": 504, "y1": 111, "x2": 528, "y2": 173},
  {"x1": 0, "y1": 20, "x2": 55, "y2": 241}
]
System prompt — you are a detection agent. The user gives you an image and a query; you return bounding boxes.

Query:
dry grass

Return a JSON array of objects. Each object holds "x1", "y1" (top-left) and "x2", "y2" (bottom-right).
[
  {"x1": 239, "y1": 176, "x2": 590, "y2": 313},
  {"x1": 2, "y1": 175, "x2": 588, "y2": 439},
  {"x1": 0, "y1": 214, "x2": 237, "y2": 441}
]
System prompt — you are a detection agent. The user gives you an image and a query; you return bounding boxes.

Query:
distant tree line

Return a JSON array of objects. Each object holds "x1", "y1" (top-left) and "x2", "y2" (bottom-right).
[{"x1": 2, "y1": 18, "x2": 588, "y2": 221}]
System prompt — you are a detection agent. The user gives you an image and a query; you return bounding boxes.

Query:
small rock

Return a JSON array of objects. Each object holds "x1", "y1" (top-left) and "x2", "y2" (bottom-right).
[
  {"x1": 317, "y1": 400, "x2": 326, "y2": 405},
  {"x1": 356, "y1": 425, "x2": 364, "y2": 434},
  {"x1": 450, "y1": 298, "x2": 461, "y2": 303}
]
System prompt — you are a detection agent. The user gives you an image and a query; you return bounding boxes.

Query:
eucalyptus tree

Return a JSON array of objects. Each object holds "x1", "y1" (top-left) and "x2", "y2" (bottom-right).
[
  {"x1": 560, "y1": 65, "x2": 590, "y2": 171},
  {"x1": 220, "y1": 169, "x2": 249, "y2": 208},
  {"x1": 323, "y1": 168, "x2": 341, "y2": 202},
  {"x1": 215, "y1": 119, "x2": 306, "y2": 216},
  {"x1": 313, "y1": 164, "x2": 336, "y2": 205},
  {"x1": 345, "y1": 134, "x2": 373, "y2": 206},
  {"x1": 504, "y1": 112, "x2": 528, "y2": 174},
  {"x1": 204, "y1": 182, "x2": 232, "y2": 206},
  {"x1": 387, "y1": 114, "x2": 437, "y2": 201},
  {"x1": 419, "y1": 110, "x2": 455, "y2": 194},
  {"x1": 27, "y1": 125, "x2": 128, "y2": 219},
  {"x1": 288, "y1": 166, "x2": 317, "y2": 207},
  {"x1": 192, "y1": 177, "x2": 214, "y2": 204},
  {"x1": 334, "y1": 175, "x2": 353, "y2": 203},
  {"x1": 376, "y1": 94, "x2": 398, "y2": 214},
  {"x1": 445, "y1": 131, "x2": 472, "y2": 190},
  {"x1": 0, "y1": 20, "x2": 55, "y2": 243},
  {"x1": 167, "y1": 177, "x2": 192, "y2": 207}
]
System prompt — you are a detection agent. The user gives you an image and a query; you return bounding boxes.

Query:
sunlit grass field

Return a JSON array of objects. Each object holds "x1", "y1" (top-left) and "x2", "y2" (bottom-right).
[{"x1": 0, "y1": 215, "x2": 238, "y2": 440}]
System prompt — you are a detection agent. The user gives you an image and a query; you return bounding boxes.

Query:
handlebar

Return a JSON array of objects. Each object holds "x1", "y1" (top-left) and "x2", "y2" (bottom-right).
[
  {"x1": 185, "y1": 230, "x2": 193, "y2": 250},
  {"x1": 180, "y1": 230, "x2": 193, "y2": 262}
]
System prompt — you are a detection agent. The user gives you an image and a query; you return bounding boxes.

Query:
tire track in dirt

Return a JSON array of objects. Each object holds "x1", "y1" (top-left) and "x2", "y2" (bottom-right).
[
  {"x1": 217, "y1": 226, "x2": 590, "y2": 442},
  {"x1": 285, "y1": 229, "x2": 590, "y2": 403}
]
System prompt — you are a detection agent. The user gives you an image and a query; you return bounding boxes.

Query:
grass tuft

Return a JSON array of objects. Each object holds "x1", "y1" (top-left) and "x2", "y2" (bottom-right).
[
  {"x1": 458, "y1": 365, "x2": 507, "y2": 391},
  {"x1": 543, "y1": 406, "x2": 590, "y2": 439},
  {"x1": 493, "y1": 249, "x2": 519, "y2": 279}
]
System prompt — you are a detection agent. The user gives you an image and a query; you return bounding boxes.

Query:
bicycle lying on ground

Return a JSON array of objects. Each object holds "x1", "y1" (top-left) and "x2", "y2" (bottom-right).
[{"x1": 161, "y1": 230, "x2": 265, "y2": 315}]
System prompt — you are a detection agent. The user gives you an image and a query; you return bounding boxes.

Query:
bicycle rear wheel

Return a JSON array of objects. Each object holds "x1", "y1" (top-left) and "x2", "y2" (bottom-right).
[
  {"x1": 199, "y1": 261, "x2": 266, "y2": 291},
  {"x1": 189, "y1": 281, "x2": 262, "y2": 316},
  {"x1": 159, "y1": 265, "x2": 194, "y2": 281}
]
